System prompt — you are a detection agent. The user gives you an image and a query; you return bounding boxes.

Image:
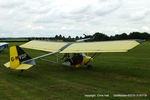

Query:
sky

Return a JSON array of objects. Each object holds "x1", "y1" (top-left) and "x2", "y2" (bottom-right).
[{"x1": 0, "y1": 0, "x2": 150, "y2": 37}]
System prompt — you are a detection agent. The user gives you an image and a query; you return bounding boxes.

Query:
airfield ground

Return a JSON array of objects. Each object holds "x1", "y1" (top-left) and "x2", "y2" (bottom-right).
[{"x1": 0, "y1": 42, "x2": 150, "y2": 100}]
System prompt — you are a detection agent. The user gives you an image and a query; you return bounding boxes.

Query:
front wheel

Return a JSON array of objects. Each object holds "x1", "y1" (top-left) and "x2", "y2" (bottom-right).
[{"x1": 87, "y1": 64, "x2": 93, "y2": 70}]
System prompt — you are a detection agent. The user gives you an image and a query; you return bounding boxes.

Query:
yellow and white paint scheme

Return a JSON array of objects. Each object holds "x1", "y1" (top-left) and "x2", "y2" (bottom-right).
[
  {"x1": 4, "y1": 40, "x2": 141, "y2": 70},
  {"x1": 21, "y1": 40, "x2": 140, "y2": 53},
  {"x1": 74, "y1": 55, "x2": 93, "y2": 68},
  {"x1": 4, "y1": 46, "x2": 33, "y2": 70}
]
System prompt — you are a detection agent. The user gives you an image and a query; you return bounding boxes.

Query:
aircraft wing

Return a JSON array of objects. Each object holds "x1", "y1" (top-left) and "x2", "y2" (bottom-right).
[
  {"x1": 0, "y1": 42, "x2": 8, "y2": 51},
  {"x1": 61, "y1": 40, "x2": 140, "y2": 53},
  {"x1": 21, "y1": 40, "x2": 140, "y2": 53},
  {"x1": 0, "y1": 42, "x2": 8, "y2": 46},
  {"x1": 20, "y1": 40, "x2": 68, "y2": 52}
]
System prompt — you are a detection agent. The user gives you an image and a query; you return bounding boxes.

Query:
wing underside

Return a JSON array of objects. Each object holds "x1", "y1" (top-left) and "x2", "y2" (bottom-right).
[
  {"x1": 21, "y1": 40, "x2": 140, "y2": 53},
  {"x1": 61, "y1": 40, "x2": 139, "y2": 53}
]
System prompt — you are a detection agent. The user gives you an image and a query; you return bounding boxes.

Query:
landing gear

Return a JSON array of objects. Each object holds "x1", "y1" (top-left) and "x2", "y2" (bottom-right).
[
  {"x1": 87, "y1": 64, "x2": 93, "y2": 70},
  {"x1": 21, "y1": 70, "x2": 24, "y2": 72}
]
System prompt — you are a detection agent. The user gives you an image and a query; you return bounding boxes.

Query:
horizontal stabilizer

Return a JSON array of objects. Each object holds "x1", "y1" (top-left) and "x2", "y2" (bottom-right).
[
  {"x1": 4, "y1": 45, "x2": 36, "y2": 70},
  {"x1": 4, "y1": 62, "x2": 10, "y2": 68},
  {"x1": 16, "y1": 64, "x2": 33, "y2": 70},
  {"x1": 4, "y1": 62, "x2": 33, "y2": 70}
]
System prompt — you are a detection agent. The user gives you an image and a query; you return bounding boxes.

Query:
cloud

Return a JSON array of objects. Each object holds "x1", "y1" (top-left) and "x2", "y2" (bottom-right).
[
  {"x1": 129, "y1": 10, "x2": 150, "y2": 21},
  {"x1": 34, "y1": 0, "x2": 122, "y2": 23},
  {"x1": 0, "y1": 0, "x2": 23, "y2": 8},
  {"x1": 142, "y1": 26, "x2": 149, "y2": 31},
  {"x1": 0, "y1": 0, "x2": 150, "y2": 37},
  {"x1": 27, "y1": 24, "x2": 45, "y2": 30}
]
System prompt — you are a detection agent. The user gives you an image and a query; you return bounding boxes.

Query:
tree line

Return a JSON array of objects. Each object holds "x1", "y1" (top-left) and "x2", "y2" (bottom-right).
[
  {"x1": 0, "y1": 32, "x2": 150, "y2": 42},
  {"x1": 54, "y1": 32, "x2": 150, "y2": 41},
  {"x1": 92, "y1": 32, "x2": 150, "y2": 41}
]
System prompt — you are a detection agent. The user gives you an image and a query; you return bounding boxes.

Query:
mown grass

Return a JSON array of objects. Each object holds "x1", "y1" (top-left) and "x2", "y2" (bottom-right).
[
  {"x1": 0, "y1": 39, "x2": 29, "y2": 42},
  {"x1": 0, "y1": 42, "x2": 150, "y2": 100}
]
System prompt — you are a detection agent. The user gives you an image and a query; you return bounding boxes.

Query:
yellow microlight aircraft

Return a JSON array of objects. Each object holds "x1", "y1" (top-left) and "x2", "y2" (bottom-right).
[{"x1": 4, "y1": 39, "x2": 141, "y2": 71}]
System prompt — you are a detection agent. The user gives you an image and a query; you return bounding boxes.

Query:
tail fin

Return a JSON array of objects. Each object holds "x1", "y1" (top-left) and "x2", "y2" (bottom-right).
[{"x1": 4, "y1": 46, "x2": 35, "y2": 70}]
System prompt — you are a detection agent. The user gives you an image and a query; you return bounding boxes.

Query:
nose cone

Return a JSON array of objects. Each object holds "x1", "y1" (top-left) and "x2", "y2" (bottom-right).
[
  {"x1": 88, "y1": 57, "x2": 93, "y2": 62},
  {"x1": 84, "y1": 56, "x2": 93, "y2": 64}
]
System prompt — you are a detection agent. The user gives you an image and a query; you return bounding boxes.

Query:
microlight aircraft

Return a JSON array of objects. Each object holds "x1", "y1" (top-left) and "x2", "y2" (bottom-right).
[
  {"x1": 0, "y1": 42, "x2": 8, "y2": 52},
  {"x1": 4, "y1": 38, "x2": 141, "y2": 71}
]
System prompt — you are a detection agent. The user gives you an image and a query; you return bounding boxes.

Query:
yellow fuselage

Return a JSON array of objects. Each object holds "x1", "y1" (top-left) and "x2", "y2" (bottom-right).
[{"x1": 74, "y1": 55, "x2": 93, "y2": 68}]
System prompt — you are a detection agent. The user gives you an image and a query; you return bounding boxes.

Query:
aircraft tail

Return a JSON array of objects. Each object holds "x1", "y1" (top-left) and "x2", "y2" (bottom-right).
[{"x1": 4, "y1": 46, "x2": 35, "y2": 70}]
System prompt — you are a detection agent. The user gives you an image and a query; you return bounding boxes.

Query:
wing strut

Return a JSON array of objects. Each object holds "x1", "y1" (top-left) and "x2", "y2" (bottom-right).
[{"x1": 22, "y1": 43, "x2": 72, "y2": 63}]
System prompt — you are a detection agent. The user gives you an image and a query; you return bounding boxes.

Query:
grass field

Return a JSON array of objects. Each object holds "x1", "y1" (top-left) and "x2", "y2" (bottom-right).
[
  {"x1": 0, "y1": 41, "x2": 150, "y2": 100},
  {"x1": 0, "y1": 39, "x2": 29, "y2": 42}
]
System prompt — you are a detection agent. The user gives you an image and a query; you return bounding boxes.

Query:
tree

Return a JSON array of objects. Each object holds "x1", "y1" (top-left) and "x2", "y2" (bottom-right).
[
  {"x1": 68, "y1": 36, "x2": 71, "y2": 39},
  {"x1": 112, "y1": 33, "x2": 128, "y2": 40},
  {"x1": 93, "y1": 32, "x2": 109, "y2": 41},
  {"x1": 58, "y1": 35, "x2": 62, "y2": 39},
  {"x1": 75, "y1": 36, "x2": 79, "y2": 40},
  {"x1": 55, "y1": 35, "x2": 59, "y2": 39}
]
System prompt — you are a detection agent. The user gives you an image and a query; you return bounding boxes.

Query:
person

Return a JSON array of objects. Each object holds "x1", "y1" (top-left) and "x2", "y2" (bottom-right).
[
  {"x1": 62, "y1": 53, "x2": 73, "y2": 65},
  {"x1": 72, "y1": 53, "x2": 83, "y2": 65}
]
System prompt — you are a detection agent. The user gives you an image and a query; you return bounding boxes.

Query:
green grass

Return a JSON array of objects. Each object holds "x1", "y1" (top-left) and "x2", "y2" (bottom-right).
[
  {"x1": 0, "y1": 42, "x2": 150, "y2": 100},
  {"x1": 0, "y1": 39, "x2": 29, "y2": 42}
]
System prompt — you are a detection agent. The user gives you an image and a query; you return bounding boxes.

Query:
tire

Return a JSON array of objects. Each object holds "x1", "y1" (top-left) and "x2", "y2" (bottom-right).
[
  {"x1": 21, "y1": 70, "x2": 24, "y2": 72},
  {"x1": 87, "y1": 64, "x2": 93, "y2": 70}
]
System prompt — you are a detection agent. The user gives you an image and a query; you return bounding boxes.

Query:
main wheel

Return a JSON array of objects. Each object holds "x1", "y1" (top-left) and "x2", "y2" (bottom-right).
[
  {"x1": 21, "y1": 70, "x2": 24, "y2": 72},
  {"x1": 87, "y1": 64, "x2": 93, "y2": 70}
]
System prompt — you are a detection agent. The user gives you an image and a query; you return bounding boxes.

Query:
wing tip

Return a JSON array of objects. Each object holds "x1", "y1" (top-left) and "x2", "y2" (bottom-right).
[{"x1": 135, "y1": 39, "x2": 145, "y2": 43}]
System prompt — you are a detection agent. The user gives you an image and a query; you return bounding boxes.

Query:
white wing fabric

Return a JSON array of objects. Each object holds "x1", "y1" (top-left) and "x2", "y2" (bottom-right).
[
  {"x1": 0, "y1": 42, "x2": 8, "y2": 46},
  {"x1": 20, "y1": 40, "x2": 68, "y2": 52},
  {"x1": 21, "y1": 40, "x2": 140, "y2": 53},
  {"x1": 61, "y1": 40, "x2": 139, "y2": 53}
]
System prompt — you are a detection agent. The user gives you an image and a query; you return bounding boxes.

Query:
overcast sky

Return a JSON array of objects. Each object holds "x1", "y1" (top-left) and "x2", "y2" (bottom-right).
[{"x1": 0, "y1": 0, "x2": 150, "y2": 37}]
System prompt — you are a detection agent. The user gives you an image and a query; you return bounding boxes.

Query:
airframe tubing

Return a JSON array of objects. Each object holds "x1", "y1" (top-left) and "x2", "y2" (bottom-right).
[
  {"x1": 21, "y1": 43, "x2": 73, "y2": 64},
  {"x1": 22, "y1": 51, "x2": 60, "y2": 63}
]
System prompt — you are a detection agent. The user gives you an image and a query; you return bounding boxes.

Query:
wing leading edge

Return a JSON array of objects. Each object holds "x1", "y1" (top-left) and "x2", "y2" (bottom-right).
[
  {"x1": 61, "y1": 40, "x2": 140, "y2": 53},
  {"x1": 20, "y1": 40, "x2": 68, "y2": 52},
  {"x1": 21, "y1": 40, "x2": 140, "y2": 53}
]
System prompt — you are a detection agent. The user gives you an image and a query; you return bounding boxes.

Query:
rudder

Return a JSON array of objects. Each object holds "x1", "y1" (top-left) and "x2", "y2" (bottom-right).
[
  {"x1": 6, "y1": 45, "x2": 35, "y2": 70},
  {"x1": 10, "y1": 46, "x2": 20, "y2": 69}
]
